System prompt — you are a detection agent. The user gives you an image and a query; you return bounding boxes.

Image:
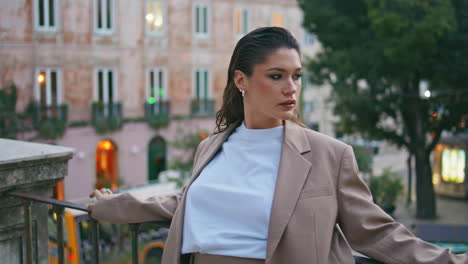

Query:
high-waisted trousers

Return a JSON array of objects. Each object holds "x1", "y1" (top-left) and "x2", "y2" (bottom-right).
[{"x1": 189, "y1": 253, "x2": 265, "y2": 264}]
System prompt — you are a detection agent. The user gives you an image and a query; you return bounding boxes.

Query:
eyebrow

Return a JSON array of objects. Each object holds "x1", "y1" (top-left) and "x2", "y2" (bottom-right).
[{"x1": 266, "y1": 67, "x2": 302, "y2": 72}]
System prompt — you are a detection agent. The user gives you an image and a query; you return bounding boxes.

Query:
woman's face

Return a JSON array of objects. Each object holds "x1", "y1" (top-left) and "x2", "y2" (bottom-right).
[{"x1": 235, "y1": 47, "x2": 302, "y2": 129}]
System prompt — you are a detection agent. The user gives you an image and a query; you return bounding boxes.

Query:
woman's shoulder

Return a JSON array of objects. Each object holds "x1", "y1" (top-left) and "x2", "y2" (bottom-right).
[{"x1": 299, "y1": 126, "x2": 350, "y2": 154}]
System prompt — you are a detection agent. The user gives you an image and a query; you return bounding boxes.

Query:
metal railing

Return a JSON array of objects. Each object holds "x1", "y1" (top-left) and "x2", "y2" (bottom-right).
[
  {"x1": 8, "y1": 191, "x2": 168, "y2": 264},
  {"x1": 144, "y1": 101, "x2": 171, "y2": 128},
  {"x1": 190, "y1": 98, "x2": 215, "y2": 116},
  {"x1": 8, "y1": 191, "x2": 382, "y2": 264}
]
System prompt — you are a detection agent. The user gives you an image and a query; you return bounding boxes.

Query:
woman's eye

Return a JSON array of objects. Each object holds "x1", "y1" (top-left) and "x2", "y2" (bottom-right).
[
  {"x1": 294, "y1": 74, "x2": 303, "y2": 80},
  {"x1": 270, "y1": 74, "x2": 281, "y2": 80}
]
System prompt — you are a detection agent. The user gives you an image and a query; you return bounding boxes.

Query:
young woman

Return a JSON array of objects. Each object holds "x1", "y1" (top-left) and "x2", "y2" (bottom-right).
[{"x1": 90, "y1": 27, "x2": 468, "y2": 264}]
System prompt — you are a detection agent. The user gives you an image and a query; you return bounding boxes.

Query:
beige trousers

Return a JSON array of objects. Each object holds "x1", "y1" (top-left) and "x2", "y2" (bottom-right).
[{"x1": 190, "y1": 253, "x2": 265, "y2": 264}]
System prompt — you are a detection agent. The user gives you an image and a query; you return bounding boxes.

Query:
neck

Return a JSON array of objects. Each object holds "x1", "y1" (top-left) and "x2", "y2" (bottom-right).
[{"x1": 243, "y1": 115, "x2": 283, "y2": 129}]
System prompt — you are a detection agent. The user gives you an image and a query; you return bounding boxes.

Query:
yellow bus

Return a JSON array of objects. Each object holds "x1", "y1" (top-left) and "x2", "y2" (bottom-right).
[{"x1": 48, "y1": 182, "x2": 177, "y2": 264}]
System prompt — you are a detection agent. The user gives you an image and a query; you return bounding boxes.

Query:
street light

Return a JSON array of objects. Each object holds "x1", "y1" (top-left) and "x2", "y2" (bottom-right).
[{"x1": 419, "y1": 80, "x2": 431, "y2": 99}]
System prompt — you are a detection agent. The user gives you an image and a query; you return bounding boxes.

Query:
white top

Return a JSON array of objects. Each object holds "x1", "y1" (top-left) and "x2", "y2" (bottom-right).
[{"x1": 181, "y1": 122, "x2": 284, "y2": 259}]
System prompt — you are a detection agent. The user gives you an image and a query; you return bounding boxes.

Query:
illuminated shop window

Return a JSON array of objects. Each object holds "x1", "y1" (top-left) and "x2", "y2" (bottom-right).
[
  {"x1": 441, "y1": 148, "x2": 466, "y2": 184},
  {"x1": 146, "y1": 0, "x2": 166, "y2": 35},
  {"x1": 95, "y1": 140, "x2": 118, "y2": 191}
]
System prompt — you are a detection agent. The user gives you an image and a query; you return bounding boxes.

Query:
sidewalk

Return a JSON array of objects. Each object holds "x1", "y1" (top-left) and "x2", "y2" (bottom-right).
[{"x1": 393, "y1": 196, "x2": 468, "y2": 233}]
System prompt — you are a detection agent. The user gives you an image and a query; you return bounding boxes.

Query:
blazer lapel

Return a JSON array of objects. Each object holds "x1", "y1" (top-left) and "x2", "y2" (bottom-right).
[
  {"x1": 166, "y1": 124, "x2": 240, "y2": 264},
  {"x1": 190, "y1": 123, "x2": 239, "y2": 185},
  {"x1": 266, "y1": 121, "x2": 312, "y2": 261}
]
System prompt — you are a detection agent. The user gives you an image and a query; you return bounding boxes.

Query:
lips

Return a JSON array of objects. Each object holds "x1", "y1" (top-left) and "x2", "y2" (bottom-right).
[{"x1": 279, "y1": 99, "x2": 296, "y2": 106}]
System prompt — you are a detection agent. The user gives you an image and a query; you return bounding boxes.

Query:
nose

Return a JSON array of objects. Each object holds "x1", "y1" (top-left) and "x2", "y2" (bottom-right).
[{"x1": 283, "y1": 78, "x2": 298, "y2": 96}]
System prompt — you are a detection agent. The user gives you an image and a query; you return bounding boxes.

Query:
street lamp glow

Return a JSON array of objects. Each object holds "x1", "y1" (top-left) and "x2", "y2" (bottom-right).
[{"x1": 424, "y1": 90, "x2": 431, "y2": 98}]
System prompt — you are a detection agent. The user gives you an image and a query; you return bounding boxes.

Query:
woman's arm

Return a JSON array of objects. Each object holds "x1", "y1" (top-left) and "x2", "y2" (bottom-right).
[
  {"x1": 337, "y1": 145, "x2": 468, "y2": 264},
  {"x1": 90, "y1": 138, "x2": 207, "y2": 224}
]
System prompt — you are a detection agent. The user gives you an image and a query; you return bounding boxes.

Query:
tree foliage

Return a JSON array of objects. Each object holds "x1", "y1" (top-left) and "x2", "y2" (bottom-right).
[{"x1": 300, "y1": 0, "x2": 468, "y2": 218}]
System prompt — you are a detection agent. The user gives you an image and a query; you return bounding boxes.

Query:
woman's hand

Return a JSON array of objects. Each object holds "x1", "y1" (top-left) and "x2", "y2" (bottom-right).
[{"x1": 87, "y1": 188, "x2": 113, "y2": 211}]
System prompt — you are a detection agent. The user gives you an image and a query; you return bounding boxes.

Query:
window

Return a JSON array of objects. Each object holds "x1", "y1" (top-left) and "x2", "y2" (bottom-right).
[
  {"x1": 234, "y1": 7, "x2": 249, "y2": 36},
  {"x1": 146, "y1": 0, "x2": 166, "y2": 36},
  {"x1": 35, "y1": 68, "x2": 61, "y2": 106},
  {"x1": 304, "y1": 31, "x2": 316, "y2": 46},
  {"x1": 272, "y1": 12, "x2": 284, "y2": 27},
  {"x1": 95, "y1": 69, "x2": 117, "y2": 104},
  {"x1": 94, "y1": 0, "x2": 114, "y2": 33},
  {"x1": 34, "y1": 0, "x2": 58, "y2": 31},
  {"x1": 194, "y1": 3, "x2": 209, "y2": 37},
  {"x1": 193, "y1": 69, "x2": 210, "y2": 99},
  {"x1": 147, "y1": 68, "x2": 167, "y2": 103}
]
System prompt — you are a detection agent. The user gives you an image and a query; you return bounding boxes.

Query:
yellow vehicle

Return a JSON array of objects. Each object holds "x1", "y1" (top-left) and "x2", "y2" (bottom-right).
[{"x1": 48, "y1": 182, "x2": 177, "y2": 264}]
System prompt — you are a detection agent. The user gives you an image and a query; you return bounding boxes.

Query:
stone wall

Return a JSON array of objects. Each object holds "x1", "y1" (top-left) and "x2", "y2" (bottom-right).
[{"x1": 0, "y1": 139, "x2": 73, "y2": 264}]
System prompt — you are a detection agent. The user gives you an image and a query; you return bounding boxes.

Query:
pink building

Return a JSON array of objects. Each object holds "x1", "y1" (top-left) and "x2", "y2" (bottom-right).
[{"x1": 0, "y1": 0, "x2": 317, "y2": 199}]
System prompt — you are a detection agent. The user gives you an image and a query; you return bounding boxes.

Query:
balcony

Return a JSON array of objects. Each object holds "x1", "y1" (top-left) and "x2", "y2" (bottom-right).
[
  {"x1": 144, "y1": 101, "x2": 171, "y2": 128},
  {"x1": 190, "y1": 98, "x2": 215, "y2": 116},
  {"x1": 92, "y1": 102, "x2": 123, "y2": 134},
  {"x1": 31, "y1": 103, "x2": 68, "y2": 139}
]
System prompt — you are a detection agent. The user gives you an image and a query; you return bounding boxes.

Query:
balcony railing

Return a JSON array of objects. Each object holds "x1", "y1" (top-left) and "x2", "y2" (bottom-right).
[
  {"x1": 191, "y1": 98, "x2": 215, "y2": 116},
  {"x1": 8, "y1": 191, "x2": 169, "y2": 264},
  {"x1": 6, "y1": 191, "x2": 383, "y2": 264},
  {"x1": 92, "y1": 102, "x2": 123, "y2": 133},
  {"x1": 144, "y1": 101, "x2": 171, "y2": 128},
  {"x1": 30, "y1": 103, "x2": 68, "y2": 139}
]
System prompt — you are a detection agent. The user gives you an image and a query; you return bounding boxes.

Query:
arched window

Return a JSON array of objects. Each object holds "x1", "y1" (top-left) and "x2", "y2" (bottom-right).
[
  {"x1": 148, "y1": 136, "x2": 167, "y2": 182},
  {"x1": 95, "y1": 140, "x2": 118, "y2": 190}
]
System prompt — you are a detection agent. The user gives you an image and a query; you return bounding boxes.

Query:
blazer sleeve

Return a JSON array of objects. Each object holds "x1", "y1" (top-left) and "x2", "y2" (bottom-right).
[
  {"x1": 336, "y1": 145, "x2": 468, "y2": 264},
  {"x1": 91, "y1": 139, "x2": 206, "y2": 224}
]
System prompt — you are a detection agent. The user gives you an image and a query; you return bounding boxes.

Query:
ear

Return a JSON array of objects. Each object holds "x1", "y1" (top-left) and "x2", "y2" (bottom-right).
[{"x1": 233, "y1": 70, "x2": 248, "y2": 91}]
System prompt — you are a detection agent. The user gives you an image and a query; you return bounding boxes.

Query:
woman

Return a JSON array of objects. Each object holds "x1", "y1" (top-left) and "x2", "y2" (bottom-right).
[{"x1": 90, "y1": 27, "x2": 468, "y2": 264}]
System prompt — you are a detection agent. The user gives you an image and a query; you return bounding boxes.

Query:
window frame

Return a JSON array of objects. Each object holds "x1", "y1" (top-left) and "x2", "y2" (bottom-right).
[
  {"x1": 35, "y1": 68, "x2": 62, "y2": 106},
  {"x1": 94, "y1": 68, "x2": 118, "y2": 104},
  {"x1": 272, "y1": 12, "x2": 284, "y2": 28},
  {"x1": 146, "y1": 68, "x2": 168, "y2": 101},
  {"x1": 193, "y1": 3, "x2": 210, "y2": 38},
  {"x1": 145, "y1": 0, "x2": 167, "y2": 37},
  {"x1": 94, "y1": 0, "x2": 115, "y2": 35},
  {"x1": 192, "y1": 68, "x2": 210, "y2": 99},
  {"x1": 34, "y1": 0, "x2": 59, "y2": 31},
  {"x1": 234, "y1": 7, "x2": 249, "y2": 38}
]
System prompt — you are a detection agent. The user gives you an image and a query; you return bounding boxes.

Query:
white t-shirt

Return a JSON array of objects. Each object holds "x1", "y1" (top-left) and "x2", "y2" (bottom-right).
[{"x1": 181, "y1": 122, "x2": 284, "y2": 259}]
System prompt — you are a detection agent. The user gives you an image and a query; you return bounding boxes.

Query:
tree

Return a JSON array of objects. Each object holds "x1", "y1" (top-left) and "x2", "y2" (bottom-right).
[{"x1": 299, "y1": 0, "x2": 468, "y2": 218}]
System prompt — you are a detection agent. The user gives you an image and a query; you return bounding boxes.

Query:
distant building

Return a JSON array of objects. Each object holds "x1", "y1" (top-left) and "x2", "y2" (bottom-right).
[{"x1": 0, "y1": 0, "x2": 329, "y2": 199}]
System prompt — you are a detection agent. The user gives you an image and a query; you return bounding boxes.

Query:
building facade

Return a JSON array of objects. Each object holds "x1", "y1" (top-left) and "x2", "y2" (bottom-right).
[{"x1": 0, "y1": 0, "x2": 328, "y2": 199}]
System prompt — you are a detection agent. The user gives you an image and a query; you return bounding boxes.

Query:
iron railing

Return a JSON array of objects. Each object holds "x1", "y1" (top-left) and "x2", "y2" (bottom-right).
[
  {"x1": 190, "y1": 98, "x2": 215, "y2": 116},
  {"x1": 8, "y1": 191, "x2": 168, "y2": 264},
  {"x1": 7, "y1": 191, "x2": 382, "y2": 264},
  {"x1": 144, "y1": 101, "x2": 171, "y2": 128},
  {"x1": 91, "y1": 102, "x2": 123, "y2": 133}
]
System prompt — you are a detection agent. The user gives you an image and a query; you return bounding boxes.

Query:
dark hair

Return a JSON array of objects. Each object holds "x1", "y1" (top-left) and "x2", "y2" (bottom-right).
[{"x1": 215, "y1": 27, "x2": 304, "y2": 133}]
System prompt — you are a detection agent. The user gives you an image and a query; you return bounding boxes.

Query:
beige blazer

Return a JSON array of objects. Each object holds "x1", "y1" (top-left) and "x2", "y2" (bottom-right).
[{"x1": 92, "y1": 121, "x2": 468, "y2": 264}]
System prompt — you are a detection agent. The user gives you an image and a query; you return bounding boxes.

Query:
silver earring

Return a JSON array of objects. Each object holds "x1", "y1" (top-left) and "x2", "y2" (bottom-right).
[{"x1": 239, "y1": 89, "x2": 245, "y2": 97}]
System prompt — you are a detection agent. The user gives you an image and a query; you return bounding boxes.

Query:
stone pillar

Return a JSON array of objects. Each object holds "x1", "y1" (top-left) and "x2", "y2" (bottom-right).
[{"x1": 0, "y1": 139, "x2": 74, "y2": 264}]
